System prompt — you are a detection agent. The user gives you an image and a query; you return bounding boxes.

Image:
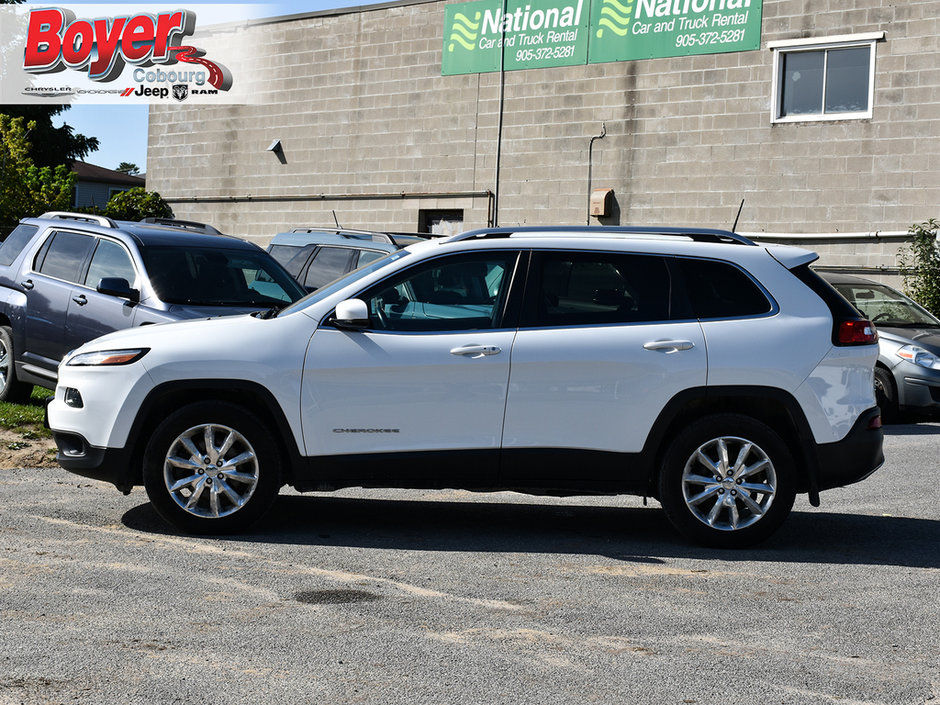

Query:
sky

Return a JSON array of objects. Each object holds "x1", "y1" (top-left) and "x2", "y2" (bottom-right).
[{"x1": 45, "y1": 0, "x2": 373, "y2": 174}]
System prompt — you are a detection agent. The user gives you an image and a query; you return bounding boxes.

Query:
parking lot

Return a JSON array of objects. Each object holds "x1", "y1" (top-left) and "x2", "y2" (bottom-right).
[{"x1": 1, "y1": 424, "x2": 938, "y2": 705}]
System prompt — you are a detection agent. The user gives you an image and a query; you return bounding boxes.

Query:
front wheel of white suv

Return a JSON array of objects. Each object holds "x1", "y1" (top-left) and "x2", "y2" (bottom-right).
[
  {"x1": 658, "y1": 414, "x2": 796, "y2": 548},
  {"x1": 143, "y1": 401, "x2": 282, "y2": 534}
]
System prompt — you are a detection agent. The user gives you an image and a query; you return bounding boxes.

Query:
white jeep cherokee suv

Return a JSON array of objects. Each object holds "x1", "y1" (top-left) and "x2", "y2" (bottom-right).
[{"x1": 46, "y1": 227, "x2": 884, "y2": 547}]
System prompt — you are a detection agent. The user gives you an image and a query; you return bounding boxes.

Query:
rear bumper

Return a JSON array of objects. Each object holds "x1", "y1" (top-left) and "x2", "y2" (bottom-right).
[{"x1": 813, "y1": 407, "x2": 884, "y2": 492}]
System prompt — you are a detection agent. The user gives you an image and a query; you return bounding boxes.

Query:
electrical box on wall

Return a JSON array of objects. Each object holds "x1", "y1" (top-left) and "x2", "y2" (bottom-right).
[{"x1": 590, "y1": 188, "x2": 613, "y2": 217}]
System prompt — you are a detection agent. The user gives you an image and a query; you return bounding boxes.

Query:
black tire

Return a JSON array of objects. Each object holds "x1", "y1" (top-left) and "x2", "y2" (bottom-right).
[
  {"x1": 0, "y1": 326, "x2": 34, "y2": 404},
  {"x1": 658, "y1": 414, "x2": 796, "y2": 548},
  {"x1": 143, "y1": 401, "x2": 282, "y2": 534},
  {"x1": 873, "y1": 366, "x2": 898, "y2": 424}
]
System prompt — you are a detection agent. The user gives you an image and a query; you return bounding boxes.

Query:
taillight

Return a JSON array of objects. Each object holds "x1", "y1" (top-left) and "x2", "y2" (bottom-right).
[{"x1": 836, "y1": 319, "x2": 878, "y2": 345}]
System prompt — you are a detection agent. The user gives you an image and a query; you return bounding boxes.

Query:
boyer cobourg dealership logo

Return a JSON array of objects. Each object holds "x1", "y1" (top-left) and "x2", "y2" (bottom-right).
[{"x1": 21, "y1": 7, "x2": 232, "y2": 99}]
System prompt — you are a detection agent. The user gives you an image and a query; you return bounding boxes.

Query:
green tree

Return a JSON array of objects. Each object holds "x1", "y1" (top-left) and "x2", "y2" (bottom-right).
[
  {"x1": 0, "y1": 114, "x2": 75, "y2": 226},
  {"x1": 898, "y1": 219, "x2": 940, "y2": 317},
  {"x1": 116, "y1": 162, "x2": 140, "y2": 175},
  {"x1": 104, "y1": 187, "x2": 173, "y2": 221},
  {"x1": 0, "y1": 106, "x2": 99, "y2": 168}
]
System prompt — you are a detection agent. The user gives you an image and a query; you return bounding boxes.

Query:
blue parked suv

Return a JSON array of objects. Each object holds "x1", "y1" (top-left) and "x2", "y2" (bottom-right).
[
  {"x1": 267, "y1": 227, "x2": 427, "y2": 292},
  {"x1": 0, "y1": 212, "x2": 305, "y2": 401}
]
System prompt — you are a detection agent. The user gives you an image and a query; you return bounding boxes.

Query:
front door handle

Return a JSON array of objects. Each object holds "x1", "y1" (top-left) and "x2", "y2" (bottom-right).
[
  {"x1": 21, "y1": 279, "x2": 34, "y2": 290},
  {"x1": 72, "y1": 294, "x2": 87, "y2": 306},
  {"x1": 450, "y1": 344, "x2": 502, "y2": 358},
  {"x1": 643, "y1": 339, "x2": 694, "y2": 353}
]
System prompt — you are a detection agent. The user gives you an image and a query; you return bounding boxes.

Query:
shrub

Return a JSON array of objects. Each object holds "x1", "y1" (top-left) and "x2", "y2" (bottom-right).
[
  {"x1": 898, "y1": 219, "x2": 940, "y2": 317},
  {"x1": 104, "y1": 187, "x2": 173, "y2": 221}
]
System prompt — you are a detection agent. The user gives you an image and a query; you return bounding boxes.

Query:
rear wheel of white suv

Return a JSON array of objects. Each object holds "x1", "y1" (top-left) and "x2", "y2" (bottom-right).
[
  {"x1": 659, "y1": 414, "x2": 796, "y2": 548},
  {"x1": 143, "y1": 401, "x2": 282, "y2": 534}
]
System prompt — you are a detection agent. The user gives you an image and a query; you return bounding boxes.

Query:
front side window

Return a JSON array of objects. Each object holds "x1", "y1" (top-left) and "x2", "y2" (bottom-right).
[
  {"x1": 268, "y1": 243, "x2": 315, "y2": 278},
  {"x1": 771, "y1": 34, "x2": 881, "y2": 122},
  {"x1": 354, "y1": 249, "x2": 387, "y2": 268},
  {"x1": 85, "y1": 239, "x2": 137, "y2": 289},
  {"x1": 304, "y1": 247, "x2": 353, "y2": 291},
  {"x1": 364, "y1": 252, "x2": 517, "y2": 332},
  {"x1": 527, "y1": 251, "x2": 671, "y2": 327}
]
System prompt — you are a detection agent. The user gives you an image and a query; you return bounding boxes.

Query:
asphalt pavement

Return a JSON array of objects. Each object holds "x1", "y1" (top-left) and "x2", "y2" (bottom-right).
[{"x1": 0, "y1": 424, "x2": 938, "y2": 704}]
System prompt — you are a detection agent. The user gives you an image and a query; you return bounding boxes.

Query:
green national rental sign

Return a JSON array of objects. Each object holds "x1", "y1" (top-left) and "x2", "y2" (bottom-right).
[{"x1": 442, "y1": 0, "x2": 762, "y2": 74}]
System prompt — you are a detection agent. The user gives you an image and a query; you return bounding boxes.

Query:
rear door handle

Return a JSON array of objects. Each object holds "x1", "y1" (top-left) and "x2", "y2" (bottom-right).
[
  {"x1": 643, "y1": 339, "x2": 694, "y2": 353},
  {"x1": 21, "y1": 279, "x2": 34, "y2": 290},
  {"x1": 72, "y1": 294, "x2": 87, "y2": 306},
  {"x1": 450, "y1": 344, "x2": 502, "y2": 358}
]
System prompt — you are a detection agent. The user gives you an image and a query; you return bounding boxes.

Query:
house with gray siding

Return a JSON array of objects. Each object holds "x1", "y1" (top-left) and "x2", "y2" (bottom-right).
[{"x1": 72, "y1": 161, "x2": 145, "y2": 210}]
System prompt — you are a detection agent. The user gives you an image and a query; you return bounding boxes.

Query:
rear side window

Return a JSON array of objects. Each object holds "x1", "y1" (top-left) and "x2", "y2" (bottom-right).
[
  {"x1": 528, "y1": 251, "x2": 671, "y2": 326},
  {"x1": 676, "y1": 258, "x2": 772, "y2": 319},
  {"x1": 34, "y1": 231, "x2": 96, "y2": 283},
  {"x1": 0, "y1": 224, "x2": 38, "y2": 266}
]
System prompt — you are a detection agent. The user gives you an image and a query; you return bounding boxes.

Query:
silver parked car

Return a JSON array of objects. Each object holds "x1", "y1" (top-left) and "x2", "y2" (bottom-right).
[{"x1": 823, "y1": 272, "x2": 940, "y2": 421}]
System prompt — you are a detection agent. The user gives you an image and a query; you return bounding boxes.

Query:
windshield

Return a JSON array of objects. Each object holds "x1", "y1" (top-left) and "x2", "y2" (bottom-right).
[
  {"x1": 833, "y1": 282, "x2": 940, "y2": 327},
  {"x1": 278, "y1": 249, "x2": 411, "y2": 316},
  {"x1": 141, "y1": 245, "x2": 306, "y2": 306}
]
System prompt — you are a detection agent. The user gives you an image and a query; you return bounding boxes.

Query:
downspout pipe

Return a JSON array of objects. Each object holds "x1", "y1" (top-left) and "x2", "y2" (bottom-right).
[{"x1": 587, "y1": 123, "x2": 606, "y2": 225}]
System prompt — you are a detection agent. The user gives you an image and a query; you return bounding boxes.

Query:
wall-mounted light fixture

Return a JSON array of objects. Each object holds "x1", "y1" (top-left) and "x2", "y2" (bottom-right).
[{"x1": 267, "y1": 139, "x2": 286, "y2": 164}]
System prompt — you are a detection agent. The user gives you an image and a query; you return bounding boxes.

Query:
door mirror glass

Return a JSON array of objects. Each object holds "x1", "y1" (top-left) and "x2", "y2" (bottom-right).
[{"x1": 97, "y1": 277, "x2": 140, "y2": 302}]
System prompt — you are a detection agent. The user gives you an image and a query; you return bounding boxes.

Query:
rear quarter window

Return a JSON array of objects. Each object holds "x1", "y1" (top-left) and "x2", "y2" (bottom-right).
[
  {"x1": 676, "y1": 257, "x2": 773, "y2": 319},
  {"x1": 0, "y1": 225, "x2": 38, "y2": 267}
]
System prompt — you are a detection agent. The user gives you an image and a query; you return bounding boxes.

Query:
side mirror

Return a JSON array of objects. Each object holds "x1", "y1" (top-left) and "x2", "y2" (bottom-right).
[
  {"x1": 97, "y1": 277, "x2": 140, "y2": 303},
  {"x1": 332, "y1": 298, "x2": 370, "y2": 330}
]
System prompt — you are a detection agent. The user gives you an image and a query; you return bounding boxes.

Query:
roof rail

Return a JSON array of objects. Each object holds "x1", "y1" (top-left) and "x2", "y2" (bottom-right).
[
  {"x1": 449, "y1": 226, "x2": 757, "y2": 246},
  {"x1": 289, "y1": 227, "x2": 396, "y2": 245},
  {"x1": 140, "y1": 217, "x2": 222, "y2": 235},
  {"x1": 39, "y1": 211, "x2": 118, "y2": 228}
]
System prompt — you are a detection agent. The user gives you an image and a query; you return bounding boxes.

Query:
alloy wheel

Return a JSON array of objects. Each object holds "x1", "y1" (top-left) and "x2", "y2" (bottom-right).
[
  {"x1": 163, "y1": 423, "x2": 260, "y2": 519},
  {"x1": 680, "y1": 435, "x2": 777, "y2": 532}
]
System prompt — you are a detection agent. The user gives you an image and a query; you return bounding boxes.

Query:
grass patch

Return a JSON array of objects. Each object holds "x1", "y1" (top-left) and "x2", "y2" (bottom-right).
[{"x1": 0, "y1": 387, "x2": 54, "y2": 438}]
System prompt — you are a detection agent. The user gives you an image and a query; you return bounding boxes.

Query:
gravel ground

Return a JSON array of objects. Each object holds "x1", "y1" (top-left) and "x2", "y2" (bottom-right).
[{"x1": 0, "y1": 423, "x2": 938, "y2": 704}]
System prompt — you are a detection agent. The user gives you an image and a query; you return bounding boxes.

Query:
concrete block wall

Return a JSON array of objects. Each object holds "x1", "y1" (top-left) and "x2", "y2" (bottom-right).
[{"x1": 147, "y1": 0, "x2": 939, "y2": 265}]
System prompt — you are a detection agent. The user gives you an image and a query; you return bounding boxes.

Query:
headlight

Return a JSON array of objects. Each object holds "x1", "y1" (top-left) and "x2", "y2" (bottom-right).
[
  {"x1": 66, "y1": 348, "x2": 149, "y2": 366},
  {"x1": 896, "y1": 344, "x2": 940, "y2": 370}
]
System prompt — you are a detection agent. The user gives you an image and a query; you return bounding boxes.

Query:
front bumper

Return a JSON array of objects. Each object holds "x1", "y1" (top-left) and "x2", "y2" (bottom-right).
[
  {"x1": 898, "y1": 372, "x2": 940, "y2": 411},
  {"x1": 813, "y1": 406, "x2": 884, "y2": 492},
  {"x1": 51, "y1": 429, "x2": 136, "y2": 494}
]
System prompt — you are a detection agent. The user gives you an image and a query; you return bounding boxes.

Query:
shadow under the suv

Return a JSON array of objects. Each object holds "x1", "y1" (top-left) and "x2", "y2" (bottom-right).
[{"x1": 121, "y1": 492, "x2": 940, "y2": 569}]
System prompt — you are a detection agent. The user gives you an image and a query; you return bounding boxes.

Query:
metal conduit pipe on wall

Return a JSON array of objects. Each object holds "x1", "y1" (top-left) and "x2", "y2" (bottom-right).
[{"x1": 164, "y1": 190, "x2": 497, "y2": 228}]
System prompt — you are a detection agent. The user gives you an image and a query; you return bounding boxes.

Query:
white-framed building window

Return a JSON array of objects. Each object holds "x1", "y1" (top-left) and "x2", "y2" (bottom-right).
[{"x1": 769, "y1": 32, "x2": 884, "y2": 123}]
